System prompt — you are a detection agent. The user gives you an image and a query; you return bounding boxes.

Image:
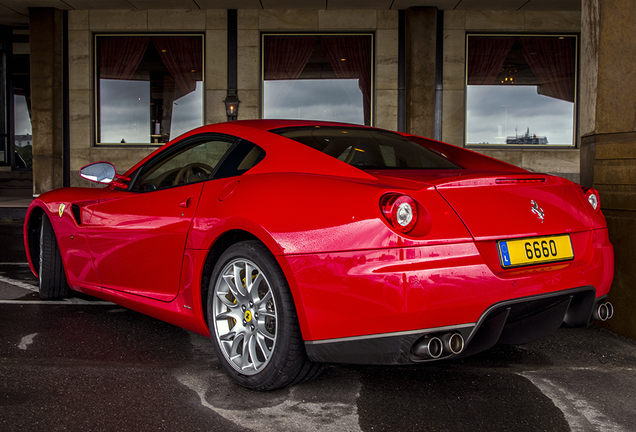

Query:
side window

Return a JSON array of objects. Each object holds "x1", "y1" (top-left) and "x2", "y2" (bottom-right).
[
  {"x1": 133, "y1": 138, "x2": 234, "y2": 191},
  {"x1": 214, "y1": 140, "x2": 265, "y2": 180}
]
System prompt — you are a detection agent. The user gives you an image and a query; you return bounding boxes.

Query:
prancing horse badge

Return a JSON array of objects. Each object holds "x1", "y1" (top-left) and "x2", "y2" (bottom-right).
[{"x1": 531, "y1": 200, "x2": 544, "y2": 223}]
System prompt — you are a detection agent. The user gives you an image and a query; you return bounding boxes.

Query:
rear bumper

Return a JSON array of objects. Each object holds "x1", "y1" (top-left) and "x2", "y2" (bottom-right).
[
  {"x1": 305, "y1": 287, "x2": 604, "y2": 365},
  {"x1": 282, "y1": 228, "x2": 613, "y2": 346}
]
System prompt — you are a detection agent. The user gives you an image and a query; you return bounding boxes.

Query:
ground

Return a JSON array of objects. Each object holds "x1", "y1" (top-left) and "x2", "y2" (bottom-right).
[{"x1": 1, "y1": 218, "x2": 636, "y2": 431}]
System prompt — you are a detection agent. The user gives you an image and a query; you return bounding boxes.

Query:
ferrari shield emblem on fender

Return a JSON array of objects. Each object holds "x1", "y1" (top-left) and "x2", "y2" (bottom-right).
[
  {"x1": 58, "y1": 203, "x2": 65, "y2": 217},
  {"x1": 531, "y1": 200, "x2": 544, "y2": 223}
]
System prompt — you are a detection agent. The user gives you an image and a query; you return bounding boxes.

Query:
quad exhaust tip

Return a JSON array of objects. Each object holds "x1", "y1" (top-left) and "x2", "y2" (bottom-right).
[
  {"x1": 411, "y1": 332, "x2": 465, "y2": 359},
  {"x1": 441, "y1": 332, "x2": 465, "y2": 355},
  {"x1": 593, "y1": 302, "x2": 614, "y2": 321},
  {"x1": 412, "y1": 335, "x2": 443, "y2": 359}
]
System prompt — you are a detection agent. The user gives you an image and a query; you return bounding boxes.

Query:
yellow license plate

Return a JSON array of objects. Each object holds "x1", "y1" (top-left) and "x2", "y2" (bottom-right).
[{"x1": 498, "y1": 235, "x2": 574, "y2": 268}]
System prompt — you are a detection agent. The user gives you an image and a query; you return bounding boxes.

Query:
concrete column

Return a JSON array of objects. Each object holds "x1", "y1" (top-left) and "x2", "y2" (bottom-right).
[
  {"x1": 30, "y1": 8, "x2": 64, "y2": 195},
  {"x1": 580, "y1": 0, "x2": 636, "y2": 338},
  {"x1": 404, "y1": 7, "x2": 437, "y2": 138}
]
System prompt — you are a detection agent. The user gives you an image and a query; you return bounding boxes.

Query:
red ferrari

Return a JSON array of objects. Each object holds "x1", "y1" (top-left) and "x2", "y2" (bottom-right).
[{"x1": 24, "y1": 120, "x2": 614, "y2": 390}]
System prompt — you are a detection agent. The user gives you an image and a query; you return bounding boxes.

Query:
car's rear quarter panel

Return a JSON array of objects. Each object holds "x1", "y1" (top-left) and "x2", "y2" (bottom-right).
[
  {"x1": 283, "y1": 228, "x2": 613, "y2": 341},
  {"x1": 189, "y1": 169, "x2": 613, "y2": 343}
]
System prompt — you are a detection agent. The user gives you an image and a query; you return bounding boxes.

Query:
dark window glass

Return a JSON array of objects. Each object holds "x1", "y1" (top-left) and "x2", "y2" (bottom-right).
[
  {"x1": 13, "y1": 31, "x2": 31, "y2": 169},
  {"x1": 133, "y1": 138, "x2": 234, "y2": 191},
  {"x1": 274, "y1": 127, "x2": 461, "y2": 170},
  {"x1": 132, "y1": 136, "x2": 265, "y2": 191},
  {"x1": 215, "y1": 140, "x2": 265, "y2": 180}
]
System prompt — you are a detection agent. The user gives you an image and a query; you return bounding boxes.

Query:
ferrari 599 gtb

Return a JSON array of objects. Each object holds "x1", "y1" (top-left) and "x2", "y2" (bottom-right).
[{"x1": 24, "y1": 120, "x2": 614, "y2": 390}]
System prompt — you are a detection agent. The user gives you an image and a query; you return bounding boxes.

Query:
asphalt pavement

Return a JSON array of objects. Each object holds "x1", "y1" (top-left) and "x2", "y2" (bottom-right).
[{"x1": 1, "y1": 218, "x2": 636, "y2": 432}]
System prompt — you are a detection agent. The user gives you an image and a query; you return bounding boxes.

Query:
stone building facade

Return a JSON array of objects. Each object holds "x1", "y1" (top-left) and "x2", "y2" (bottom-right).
[
  {"x1": 61, "y1": 7, "x2": 584, "y2": 185},
  {"x1": 0, "y1": 0, "x2": 634, "y2": 339}
]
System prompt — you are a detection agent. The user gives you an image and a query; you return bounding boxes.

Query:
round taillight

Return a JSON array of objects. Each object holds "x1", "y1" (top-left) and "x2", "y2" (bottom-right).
[
  {"x1": 584, "y1": 187, "x2": 600, "y2": 211},
  {"x1": 380, "y1": 194, "x2": 418, "y2": 233}
]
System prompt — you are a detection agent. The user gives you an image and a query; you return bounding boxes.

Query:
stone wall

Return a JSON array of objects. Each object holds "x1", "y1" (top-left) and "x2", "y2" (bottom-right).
[
  {"x1": 30, "y1": 8, "x2": 64, "y2": 195},
  {"x1": 580, "y1": 0, "x2": 636, "y2": 339}
]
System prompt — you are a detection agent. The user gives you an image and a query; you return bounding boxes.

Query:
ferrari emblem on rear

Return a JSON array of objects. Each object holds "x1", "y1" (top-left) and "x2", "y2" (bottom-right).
[
  {"x1": 531, "y1": 200, "x2": 544, "y2": 223},
  {"x1": 58, "y1": 203, "x2": 65, "y2": 217}
]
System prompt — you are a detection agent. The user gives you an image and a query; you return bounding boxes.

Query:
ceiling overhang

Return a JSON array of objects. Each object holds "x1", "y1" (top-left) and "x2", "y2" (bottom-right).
[{"x1": 0, "y1": 0, "x2": 581, "y2": 27}]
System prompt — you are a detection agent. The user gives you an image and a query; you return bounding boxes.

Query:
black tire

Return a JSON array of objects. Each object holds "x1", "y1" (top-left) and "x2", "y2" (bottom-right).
[
  {"x1": 39, "y1": 215, "x2": 71, "y2": 299},
  {"x1": 207, "y1": 240, "x2": 323, "y2": 390}
]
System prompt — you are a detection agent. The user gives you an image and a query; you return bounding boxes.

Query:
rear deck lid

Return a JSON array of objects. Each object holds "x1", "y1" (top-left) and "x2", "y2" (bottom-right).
[{"x1": 433, "y1": 174, "x2": 592, "y2": 241}]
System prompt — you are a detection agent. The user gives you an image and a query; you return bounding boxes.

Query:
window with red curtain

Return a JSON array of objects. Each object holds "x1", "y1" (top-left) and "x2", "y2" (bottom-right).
[
  {"x1": 465, "y1": 35, "x2": 577, "y2": 147},
  {"x1": 96, "y1": 35, "x2": 204, "y2": 145},
  {"x1": 262, "y1": 34, "x2": 373, "y2": 126}
]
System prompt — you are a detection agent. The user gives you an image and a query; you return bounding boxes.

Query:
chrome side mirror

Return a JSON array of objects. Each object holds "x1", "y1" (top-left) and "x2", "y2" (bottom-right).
[{"x1": 80, "y1": 162, "x2": 116, "y2": 184}]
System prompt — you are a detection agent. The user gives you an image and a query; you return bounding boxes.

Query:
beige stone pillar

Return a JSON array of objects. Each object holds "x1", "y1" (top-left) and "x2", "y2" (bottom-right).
[
  {"x1": 404, "y1": 7, "x2": 437, "y2": 138},
  {"x1": 30, "y1": 8, "x2": 64, "y2": 195},
  {"x1": 580, "y1": 0, "x2": 636, "y2": 338}
]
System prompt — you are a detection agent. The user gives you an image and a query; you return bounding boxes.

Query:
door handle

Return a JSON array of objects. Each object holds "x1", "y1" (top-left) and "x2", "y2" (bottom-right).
[{"x1": 179, "y1": 197, "x2": 191, "y2": 208}]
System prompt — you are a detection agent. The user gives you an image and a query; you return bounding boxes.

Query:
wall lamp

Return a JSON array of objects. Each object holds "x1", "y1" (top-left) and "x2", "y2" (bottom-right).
[{"x1": 224, "y1": 89, "x2": 240, "y2": 121}]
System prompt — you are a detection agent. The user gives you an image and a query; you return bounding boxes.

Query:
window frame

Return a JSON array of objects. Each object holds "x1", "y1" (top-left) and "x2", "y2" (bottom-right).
[
  {"x1": 464, "y1": 33, "x2": 579, "y2": 150},
  {"x1": 260, "y1": 32, "x2": 375, "y2": 126},
  {"x1": 93, "y1": 33, "x2": 205, "y2": 147}
]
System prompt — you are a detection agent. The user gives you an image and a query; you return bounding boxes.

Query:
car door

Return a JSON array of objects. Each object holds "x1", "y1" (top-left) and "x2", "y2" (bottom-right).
[{"x1": 85, "y1": 135, "x2": 237, "y2": 301}]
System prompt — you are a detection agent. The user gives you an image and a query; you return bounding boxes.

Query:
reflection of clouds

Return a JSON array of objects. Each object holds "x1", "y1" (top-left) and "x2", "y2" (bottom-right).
[
  {"x1": 100, "y1": 79, "x2": 203, "y2": 144},
  {"x1": 466, "y1": 85, "x2": 574, "y2": 145},
  {"x1": 100, "y1": 79, "x2": 150, "y2": 143},
  {"x1": 171, "y1": 81, "x2": 204, "y2": 139},
  {"x1": 14, "y1": 95, "x2": 32, "y2": 135},
  {"x1": 264, "y1": 79, "x2": 364, "y2": 125}
]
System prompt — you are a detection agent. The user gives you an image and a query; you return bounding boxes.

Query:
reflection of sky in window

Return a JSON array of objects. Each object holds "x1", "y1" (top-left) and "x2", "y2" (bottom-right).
[
  {"x1": 264, "y1": 79, "x2": 364, "y2": 125},
  {"x1": 170, "y1": 81, "x2": 203, "y2": 139},
  {"x1": 14, "y1": 95, "x2": 32, "y2": 138},
  {"x1": 100, "y1": 79, "x2": 150, "y2": 143},
  {"x1": 466, "y1": 86, "x2": 574, "y2": 145}
]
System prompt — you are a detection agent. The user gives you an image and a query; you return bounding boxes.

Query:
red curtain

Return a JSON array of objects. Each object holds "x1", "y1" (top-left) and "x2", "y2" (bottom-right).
[
  {"x1": 519, "y1": 37, "x2": 576, "y2": 103},
  {"x1": 467, "y1": 37, "x2": 515, "y2": 85},
  {"x1": 152, "y1": 37, "x2": 203, "y2": 98},
  {"x1": 99, "y1": 37, "x2": 150, "y2": 80},
  {"x1": 264, "y1": 36, "x2": 318, "y2": 80},
  {"x1": 320, "y1": 36, "x2": 372, "y2": 125}
]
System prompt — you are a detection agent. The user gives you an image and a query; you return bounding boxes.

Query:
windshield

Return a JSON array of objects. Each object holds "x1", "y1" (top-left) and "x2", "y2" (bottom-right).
[{"x1": 273, "y1": 126, "x2": 461, "y2": 170}]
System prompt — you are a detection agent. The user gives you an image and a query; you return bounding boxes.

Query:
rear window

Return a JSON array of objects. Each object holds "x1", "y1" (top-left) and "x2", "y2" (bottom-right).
[{"x1": 273, "y1": 126, "x2": 461, "y2": 170}]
